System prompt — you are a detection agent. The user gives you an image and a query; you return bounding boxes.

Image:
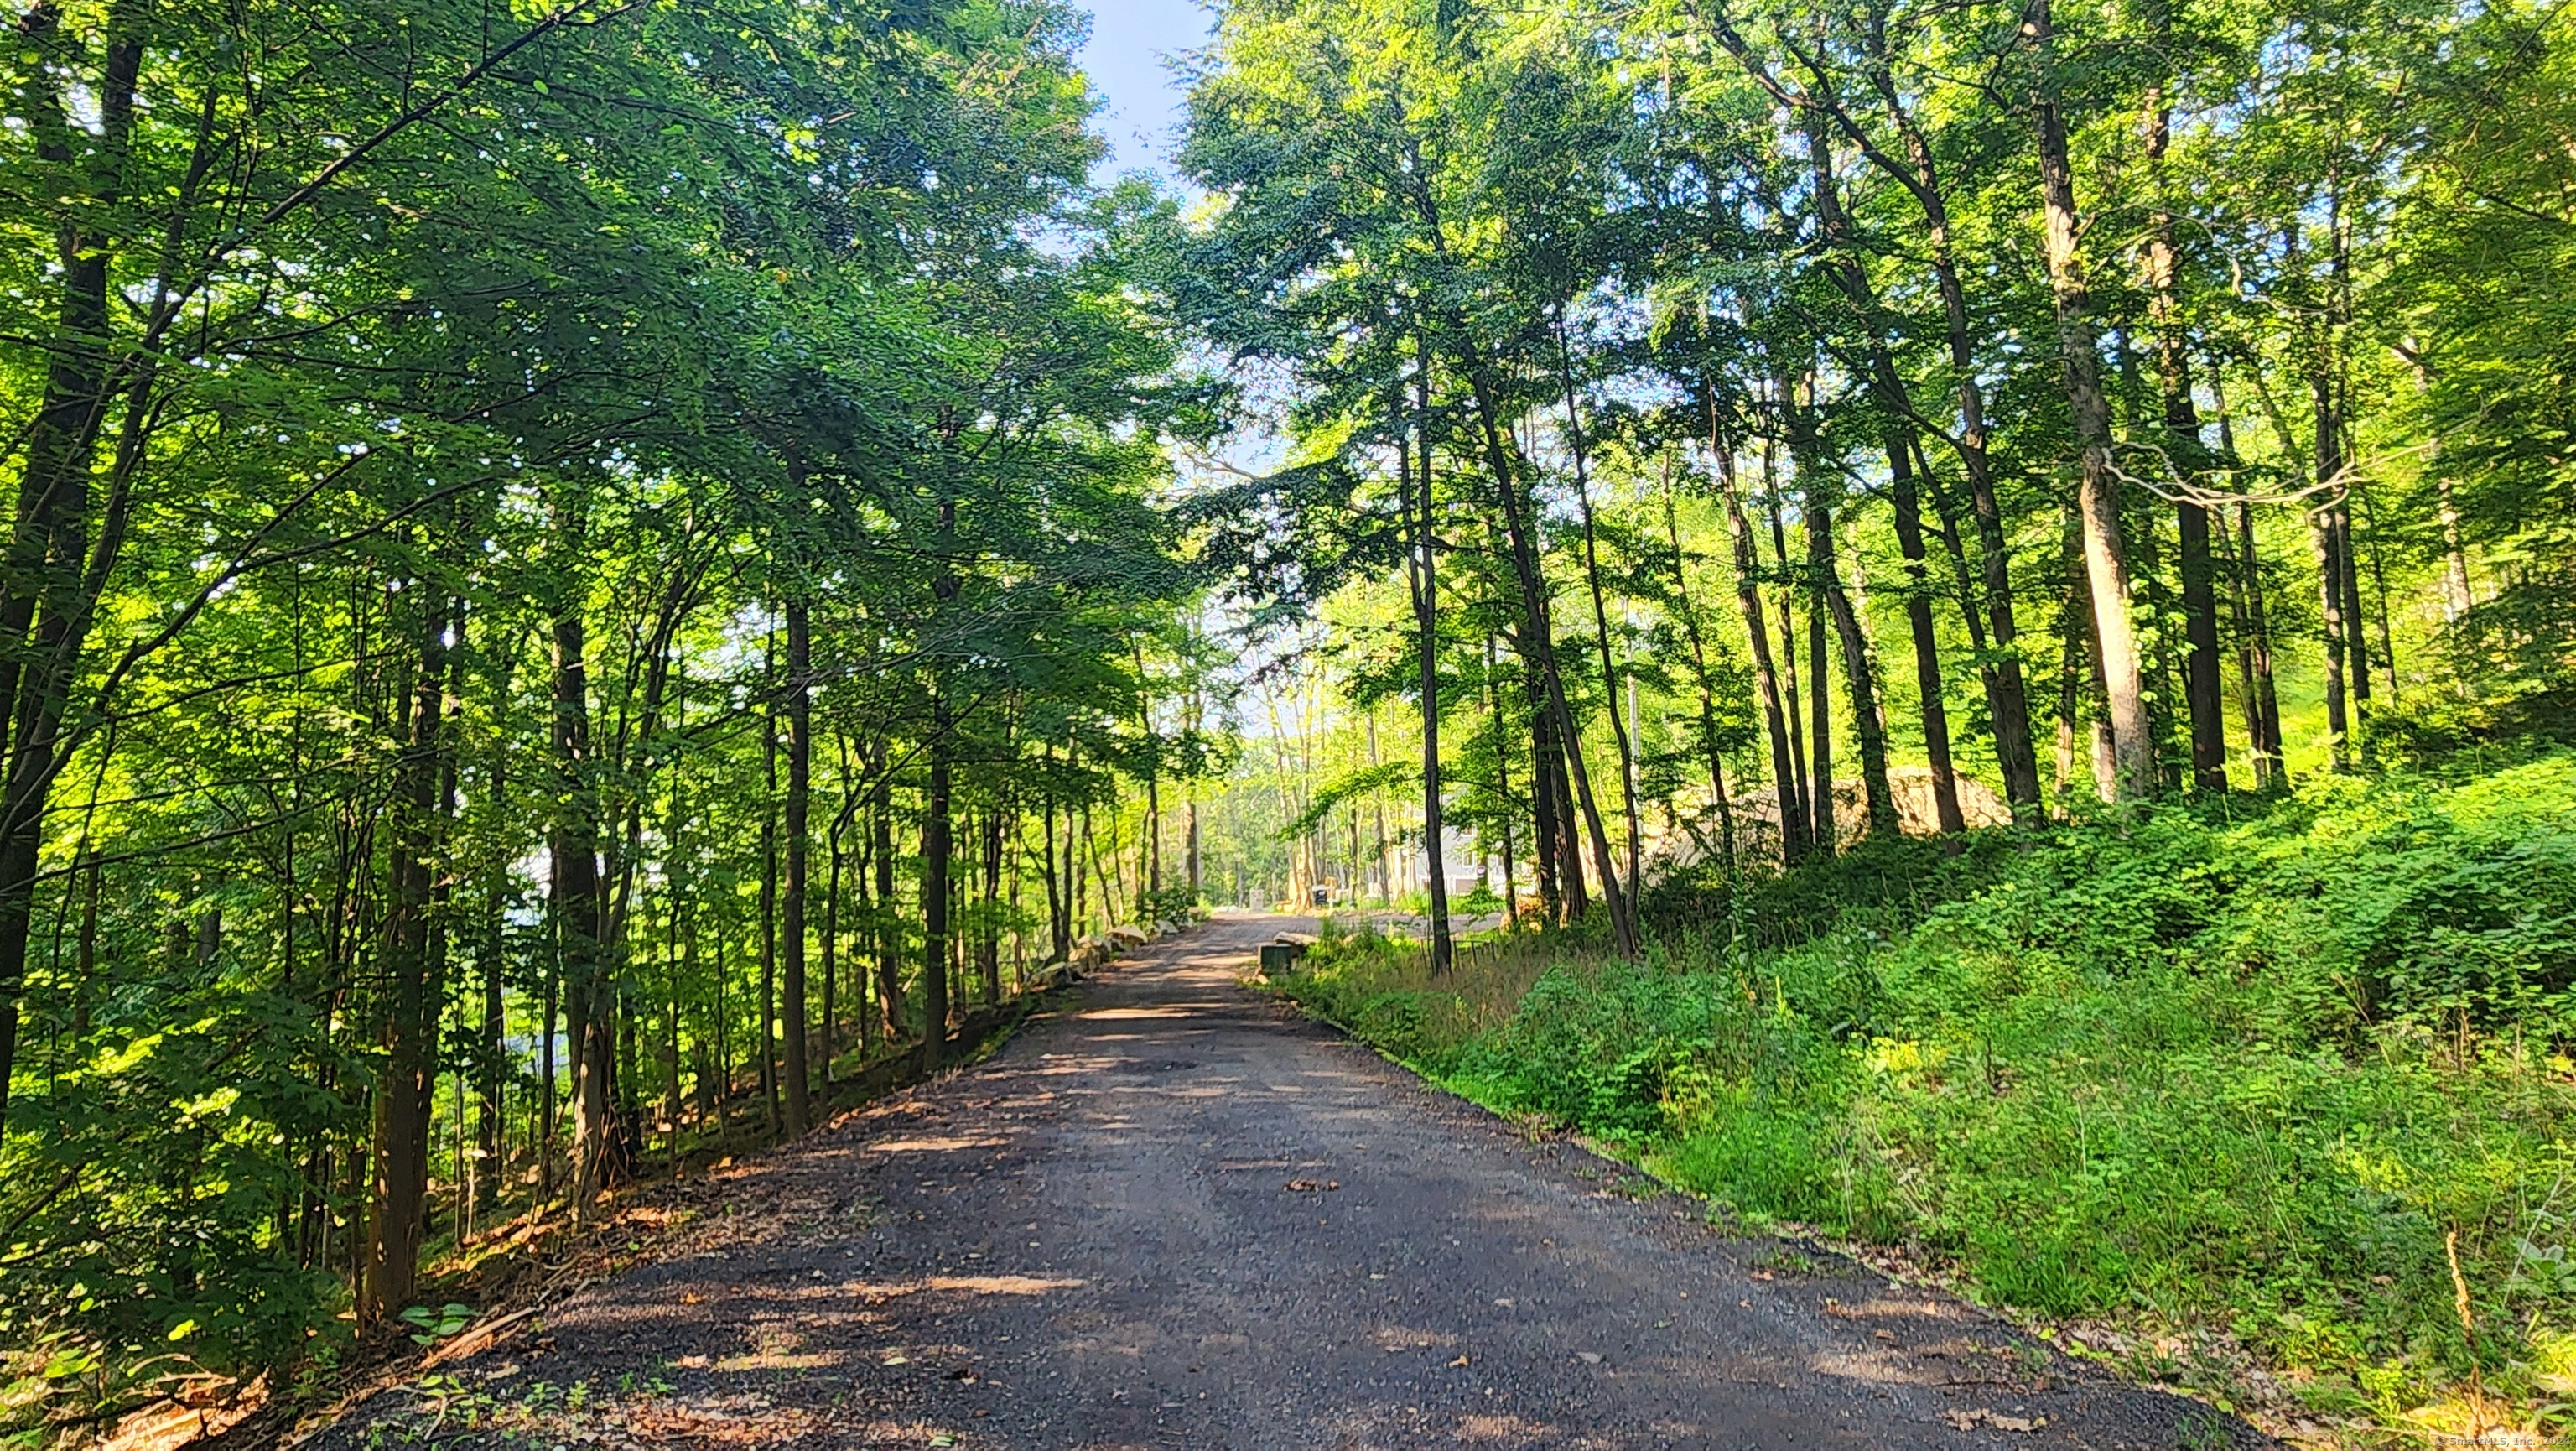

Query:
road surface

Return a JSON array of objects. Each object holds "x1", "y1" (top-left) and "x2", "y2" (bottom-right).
[{"x1": 318, "y1": 914, "x2": 2254, "y2": 1448}]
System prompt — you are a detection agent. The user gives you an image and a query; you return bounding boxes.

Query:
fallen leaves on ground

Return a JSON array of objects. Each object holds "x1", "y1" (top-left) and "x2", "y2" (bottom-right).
[
  {"x1": 1943, "y1": 1407, "x2": 2045, "y2": 1433},
  {"x1": 1282, "y1": 1178, "x2": 1341, "y2": 1192}
]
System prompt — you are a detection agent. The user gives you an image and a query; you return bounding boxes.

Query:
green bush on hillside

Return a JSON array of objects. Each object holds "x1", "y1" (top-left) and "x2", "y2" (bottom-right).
[{"x1": 1276, "y1": 757, "x2": 2576, "y2": 1417}]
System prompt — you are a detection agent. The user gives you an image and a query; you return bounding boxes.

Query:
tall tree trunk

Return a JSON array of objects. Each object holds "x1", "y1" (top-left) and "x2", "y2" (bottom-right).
[
  {"x1": 2210, "y1": 369, "x2": 2285, "y2": 783},
  {"x1": 1524, "y1": 656, "x2": 1566, "y2": 920},
  {"x1": 1406, "y1": 170, "x2": 1635, "y2": 954},
  {"x1": 922, "y1": 718, "x2": 950, "y2": 1065},
  {"x1": 72, "y1": 850, "x2": 97, "y2": 1040},
  {"x1": 1368, "y1": 720, "x2": 1390, "y2": 904},
  {"x1": 1810, "y1": 606, "x2": 1835, "y2": 849},
  {"x1": 1187, "y1": 796, "x2": 1202, "y2": 899},
  {"x1": 2325, "y1": 176, "x2": 2373, "y2": 724},
  {"x1": 979, "y1": 801, "x2": 1004, "y2": 1003},
  {"x1": 540, "y1": 961, "x2": 559, "y2": 1195},
  {"x1": 781, "y1": 598, "x2": 812, "y2": 1133},
  {"x1": 2235, "y1": 498, "x2": 2285, "y2": 785},
  {"x1": 849, "y1": 794, "x2": 872, "y2": 1053},
  {"x1": 1078, "y1": 804, "x2": 1098, "y2": 931},
  {"x1": 922, "y1": 486, "x2": 959, "y2": 1064},
  {"x1": 2031, "y1": 0, "x2": 2152, "y2": 801},
  {"x1": 1403, "y1": 356, "x2": 1453, "y2": 971},
  {"x1": 1711, "y1": 429, "x2": 1808, "y2": 864},
  {"x1": 549, "y1": 500, "x2": 612, "y2": 1224},
  {"x1": 1663, "y1": 455, "x2": 1742, "y2": 872},
  {"x1": 1804, "y1": 107, "x2": 1954, "y2": 837},
  {"x1": 1144, "y1": 757, "x2": 1161, "y2": 897},
  {"x1": 431, "y1": 611, "x2": 464, "y2": 1219},
  {"x1": 1038, "y1": 780, "x2": 1060, "y2": 961},
  {"x1": 0, "y1": 0, "x2": 141, "y2": 1125},
  {"x1": 2175, "y1": 497, "x2": 2227, "y2": 792},
  {"x1": 362, "y1": 591, "x2": 449, "y2": 1326},
  {"x1": 1766, "y1": 486, "x2": 1815, "y2": 840},
  {"x1": 1555, "y1": 310, "x2": 1645, "y2": 918},
  {"x1": 2116, "y1": 331, "x2": 2183, "y2": 788},
  {"x1": 1544, "y1": 700, "x2": 1589, "y2": 919},
  {"x1": 2061, "y1": 504, "x2": 2120, "y2": 803},
  {"x1": 2142, "y1": 84, "x2": 2228, "y2": 792},
  {"x1": 1800, "y1": 479, "x2": 1836, "y2": 856},
  {"x1": 824, "y1": 752, "x2": 850, "y2": 1070},
  {"x1": 1042, "y1": 756, "x2": 1068, "y2": 961},
  {"x1": 2311, "y1": 499, "x2": 2351, "y2": 763},
  {"x1": 2338, "y1": 493, "x2": 2371, "y2": 716},
  {"x1": 1810, "y1": 490, "x2": 1896, "y2": 840},
  {"x1": 871, "y1": 738, "x2": 904, "y2": 1041},
  {"x1": 1890, "y1": 442, "x2": 1966, "y2": 835},
  {"x1": 1483, "y1": 633, "x2": 1521, "y2": 920},
  {"x1": 477, "y1": 767, "x2": 506, "y2": 1215},
  {"x1": 1853, "y1": 18, "x2": 2045, "y2": 816},
  {"x1": 2052, "y1": 509, "x2": 2087, "y2": 809},
  {"x1": 2210, "y1": 403, "x2": 2266, "y2": 784},
  {"x1": 757, "y1": 660, "x2": 779, "y2": 1131}
]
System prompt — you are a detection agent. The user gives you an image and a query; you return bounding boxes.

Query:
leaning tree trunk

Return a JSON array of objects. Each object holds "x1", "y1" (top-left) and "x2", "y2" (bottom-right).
[
  {"x1": 2337, "y1": 494, "x2": 2371, "y2": 717},
  {"x1": 1805, "y1": 115, "x2": 1961, "y2": 840},
  {"x1": 1555, "y1": 312, "x2": 1645, "y2": 917},
  {"x1": 1716, "y1": 5, "x2": 2045, "y2": 821},
  {"x1": 2032, "y1": 0, "x2": 2152, "y2": 801},
  {"x1": 1777, "y1": 376, "x2": 1842, "y2": 856},
  {"x1": 1765, "y1": 486, "x2": 1815, "y2": 841},
  {"x1": 1807, "y1": 482, "x2": 1898, "y2": 841},
  {"x1": 1711, "y1": 428, "x2": 1809, "y2": 865},
  {"x1": 1663, "y1": 457, "x2": 1741, "y2": 873},
  {"x1": 1889, "y1": 439, "x2": 1967, "y2": 835},
  {"x1": 1407, "y1": 175, "x2": 1634, "y2": 952}
]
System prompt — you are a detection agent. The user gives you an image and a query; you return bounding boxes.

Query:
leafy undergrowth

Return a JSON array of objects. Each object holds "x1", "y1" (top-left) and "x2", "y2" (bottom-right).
[
  {"x1": 1273, "y1": 755, "x2": 2576, "y2": 1446},
  {"x1": 0, "y1": 1006, "x2": 1051, "y2": 1449}
]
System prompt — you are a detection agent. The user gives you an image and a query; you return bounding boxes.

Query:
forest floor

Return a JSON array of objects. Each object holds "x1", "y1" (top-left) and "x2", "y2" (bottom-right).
[{"x1": 302, "y1": 914, "x2": 2257, "y2": 1449}]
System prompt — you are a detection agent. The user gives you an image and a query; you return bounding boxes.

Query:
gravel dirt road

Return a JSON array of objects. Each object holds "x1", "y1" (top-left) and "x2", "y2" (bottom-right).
[{"x1": 315, "y1": 913, "x2": 2257, "y2": 1448}]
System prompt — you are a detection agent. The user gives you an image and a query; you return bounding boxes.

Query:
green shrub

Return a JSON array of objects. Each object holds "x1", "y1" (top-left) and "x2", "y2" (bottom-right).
[{"x1": 1136, "y1": 885, "x2": 1205, "y2": 926}]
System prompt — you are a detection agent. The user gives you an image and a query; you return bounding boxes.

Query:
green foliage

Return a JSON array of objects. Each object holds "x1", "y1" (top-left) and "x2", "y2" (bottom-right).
[
  {"x1": 1282, "y1": 757, "x2": 2576, "y2": 1416},
  {"x1": 398, "y1": 1304, "x2": 474, "y2": 1347},
  {"x1": 1641, "y1": 832, "x2": 2026, "y2": 949},
  {"x1": 1135, "y1": 886, "x2": 1206, "y2": 927}
]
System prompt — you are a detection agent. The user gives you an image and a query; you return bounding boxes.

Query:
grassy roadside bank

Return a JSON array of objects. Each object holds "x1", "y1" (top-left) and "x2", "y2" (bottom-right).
[{"x1": 1266, "y1": 755, "x2": 2576, "y2": 1446}]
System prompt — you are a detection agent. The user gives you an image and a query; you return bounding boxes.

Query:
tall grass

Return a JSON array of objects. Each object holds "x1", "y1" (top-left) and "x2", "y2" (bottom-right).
[{"x1": 1274, "y1": 755, "x2": 2576, "y2": 1428}]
